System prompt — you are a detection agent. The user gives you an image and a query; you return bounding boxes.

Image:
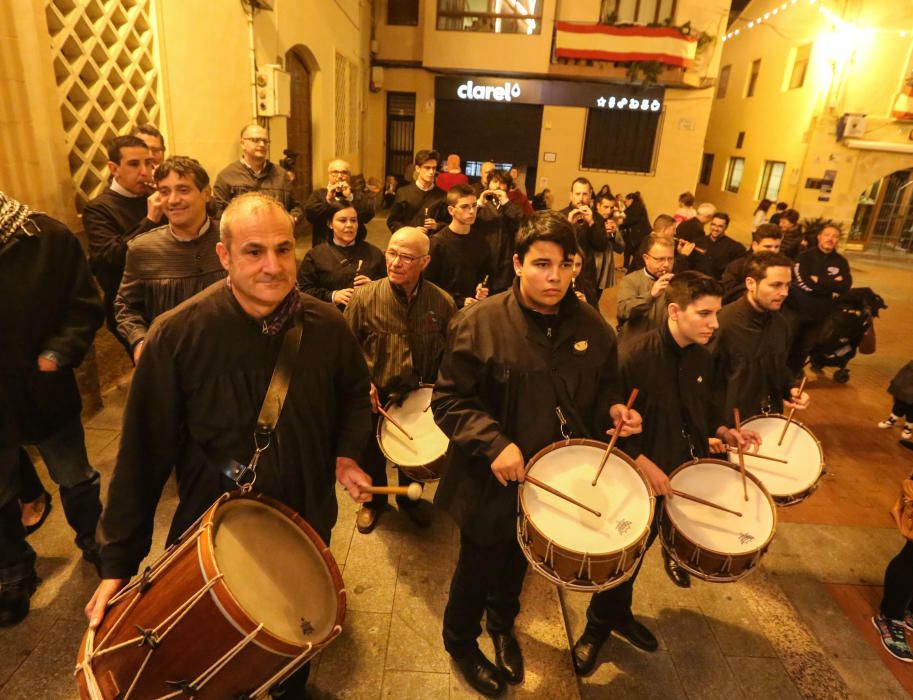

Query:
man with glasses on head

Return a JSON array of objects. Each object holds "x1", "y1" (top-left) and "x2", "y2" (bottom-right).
[
  {"x1": 343, "y1": 227, "x2": 456, "y2": 534},
  {"x1": 616, "y1": 233, "x2": 676, "y2": 346},
  {"x1": 304, "y1": 159, "x2": 376, "y2": 247},
  {"x1": 212, "y1": 124, "x2": 302, "y2": 220}
]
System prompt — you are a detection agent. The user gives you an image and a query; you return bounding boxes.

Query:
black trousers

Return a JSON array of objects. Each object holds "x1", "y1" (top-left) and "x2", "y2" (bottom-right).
[
  {"x1": 881, "y1": 539, "x2": 913, "y2": 620},
  {"x1": 362, "y1": 408, "x2": 417, "y2": 510},
  {"x1": 891, "y1": 400, "x2": 913, "y2": 422},
  {"x1": 442, "y1": 532, "x2": 529, "y2": 658},
  {"x1": 585, "y1": 505, "x2": 661, "y2": 631}
]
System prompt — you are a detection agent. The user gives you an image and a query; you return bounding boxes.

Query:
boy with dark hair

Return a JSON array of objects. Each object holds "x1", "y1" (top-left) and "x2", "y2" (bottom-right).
[
  {"x1": 386, "y1": 149, "x2": 448, "y2": 234},
  {"x1": 433, "y1": 211, "x2": 640, "y2": 696},
  {"x1": 721, "y1": 224, "x2": 783, "y2": 304}
]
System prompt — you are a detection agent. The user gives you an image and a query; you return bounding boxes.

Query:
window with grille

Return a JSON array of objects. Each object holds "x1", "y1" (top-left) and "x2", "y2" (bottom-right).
[
  {"x1": 335, "y1": 53, "x2": 348, "y2": 154},
  {"x1": 581, "y1": 107, "x2": 662, "y2": 174},
  {"x1": 437, "y1": 0, "x2": 542, "y2": 34},
  {"x1": 724, "y1": 157, "x2": 745, "y2": 193},
  {"x1": 348, "y1": 61, "x2": 360, "y2": 154},
  {"x1": 699, "y1": 153, "x2": 714, "y2": 186},
  {"x1": 787, "y1": 44, "x2": 811, "y2": 90},
  {"x1": 43, "y1": 0, "x2": 162, "y2": 212},
  {"x1": 600, "y1": 0, "x2": 678, "y2": 25},
  {"x1": 758, "y1": 161, "x2": 785, "y2": 201},
  {"x1": 717, "y1": 65, "x2": 731, "y2": 99},
  {"x1": 388, "y1": 0, "x2": 419, "y2": 25},
  {"x1": 746, "y1": 59, "x2": 761, "y2": 98}
]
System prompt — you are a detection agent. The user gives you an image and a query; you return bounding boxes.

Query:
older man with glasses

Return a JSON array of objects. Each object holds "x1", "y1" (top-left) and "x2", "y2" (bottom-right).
[
  {"x1": 343, "y1": 227, "x2": 456, "y2": 534},
  {"x1": 212, "y1": 124, "x2": 302, "y2": 219},
  {"x1": 616, "y1": 233, "x2": 676, "y2": 347},
  {"x1": 304, "y1": 159, "x2": 376, "y2": 247}
]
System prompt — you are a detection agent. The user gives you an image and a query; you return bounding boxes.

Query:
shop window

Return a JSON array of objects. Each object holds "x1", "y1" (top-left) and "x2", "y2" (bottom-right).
[
  {"x1": 746, "y1": 59, "x2": 761, "y2": 98},
  {"x1": 717, "y1": 65, "x2": 731, "y2": 99},
  {"x1": 437, "y1": 0, "x2": 542, "y2": 34},
  {"x1": 699, "y1": 153, "x2": 714, "y2": 186},
  {"x1": 388, "y1": 0, "x2": 419, "y2": 26},
  {"x1": 581, "y1": 107, "x2": 662, "y2": 174},
  {"x1": 787, "y1": 44, "x2": 811, "y2": 90},
  {"x1": 758, "y1": 160, "x2": 785, "y2": 201},
  {"x1": 724, "y1": 157, "x2": 745, "y2": 193},
  {"x1": 600, "y1": 0, "x2": 679, "y2": 25}
]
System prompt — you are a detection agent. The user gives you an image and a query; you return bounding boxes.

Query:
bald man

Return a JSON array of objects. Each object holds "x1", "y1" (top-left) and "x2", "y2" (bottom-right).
[
  {"x1": 344, "y1": 227, "x2": 456, "y2": 533},
  {"x1": 304, "y1": 158, "x2": 376, "y2": 246}
]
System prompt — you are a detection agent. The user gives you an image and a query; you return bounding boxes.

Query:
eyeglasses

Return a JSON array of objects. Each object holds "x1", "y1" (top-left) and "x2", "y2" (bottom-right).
[
  {"x1": 645, "y1": 254, "x2": 675, "y2": 264},
  {"x1": 242, "y1": 137, "x2": 270, "y2": 145},
  {"x1": 385, "y1": 250, "x2": 426, "y2": 265},
  {"x1": 329, "y1": 170, "x2": 349, "y2": 176}
]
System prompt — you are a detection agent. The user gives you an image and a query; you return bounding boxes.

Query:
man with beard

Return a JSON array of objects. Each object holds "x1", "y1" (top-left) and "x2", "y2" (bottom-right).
[
  {"x1": 713, "y1": 252, "x2": 810, "y2": 419},
  {"x1": 560, "y1": 178, "x2": 609, "y2": 297}
]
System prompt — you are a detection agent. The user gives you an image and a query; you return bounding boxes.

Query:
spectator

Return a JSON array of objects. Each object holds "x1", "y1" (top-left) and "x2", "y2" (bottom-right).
[
  {"x1": 721, "y1": 224, "x2": 783, "y2": 304},
  {"x1": 752, "y1": 198, "x2": 773, "y2": 231},
  {"x1": 436, "y1": 154, "x2": 470, "y2": 192},
  {"x1": 676, "y1": 202, "x2": 716, "y2": 244},
  {"x1": 383, "y1": 176, "x2": 398, "y2": 210},
  {"x1": 769, "y1": 201, "x2": 789, "y2": 226},
  {"x1": 779, "y1": 209, "x2": 804, "y2": 258},
  {"x1": 303, "y1": 159, "x2": 375, "y2": 247},
  {"x1": 692, "y1": 212, "x2": 746, "y2": 281},
  {"x1": 387, "y1": 149, "x2": 448, "y2": 234},
  {"x1": 532, "y1": 188, "x2": 552, "y2": 211},
  {"x1": 674, "y1": 192, "x2": 697, "y2": 223},
  {"x1": 132, "y1": 124, "x2": 166, "y2": 167},
  {"x1": 620, "y1": 191, "x2": 651, "y2": 270}
]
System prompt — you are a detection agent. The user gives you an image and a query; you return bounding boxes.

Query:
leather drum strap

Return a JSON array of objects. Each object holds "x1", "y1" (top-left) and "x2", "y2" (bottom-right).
[{"x1": 257, "y1": 317, "x2": 303, "y2": 434}]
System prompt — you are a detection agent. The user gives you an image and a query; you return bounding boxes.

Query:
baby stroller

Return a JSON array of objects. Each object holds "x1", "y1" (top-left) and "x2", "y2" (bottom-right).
[{"x1": 808, "y1": 287, "x2": 887, "y2": 383}]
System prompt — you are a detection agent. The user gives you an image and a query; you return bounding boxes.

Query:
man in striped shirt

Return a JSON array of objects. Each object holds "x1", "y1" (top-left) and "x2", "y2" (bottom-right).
[{"x1": 344, "y1": 227, "x2": 456, "y2": 533}]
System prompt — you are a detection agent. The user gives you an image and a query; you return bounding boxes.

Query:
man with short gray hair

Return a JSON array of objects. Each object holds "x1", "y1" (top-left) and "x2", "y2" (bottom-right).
[{"x1": 304, "y1": 158, "x2": 376, "y2": 246}]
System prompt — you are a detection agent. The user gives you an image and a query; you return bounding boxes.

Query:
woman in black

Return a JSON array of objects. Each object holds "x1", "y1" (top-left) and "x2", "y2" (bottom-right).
[
  {"x1": 621, "y1": 191, "x2": 651, "y2": 271},
  {"x1": 297, "y1": 202, "x2": 386, "y2": 310}
]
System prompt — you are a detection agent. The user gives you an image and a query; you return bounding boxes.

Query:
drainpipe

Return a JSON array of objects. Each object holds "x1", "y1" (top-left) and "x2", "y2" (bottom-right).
[{"x1": 245, "y1": 2, "x2": 258, "y2": 121}]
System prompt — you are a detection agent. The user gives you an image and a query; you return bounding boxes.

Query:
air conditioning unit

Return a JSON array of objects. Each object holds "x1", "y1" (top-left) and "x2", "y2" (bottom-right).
[
  {"x1": 370, "y1": 66, "x2": 384, "y2": 93},
  {"x1": 256, "y1": 64, "x2": 291, "y2": 117},
  {"x1": 837, "y1": 113, "x2": 866, "y2": 140}
]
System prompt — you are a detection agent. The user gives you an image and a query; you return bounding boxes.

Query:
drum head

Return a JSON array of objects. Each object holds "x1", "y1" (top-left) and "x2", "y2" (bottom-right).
[
  {"x1": 667, "y1": 461, "x2": 775, "y2": 555},
  {"x1": 212, "y1": 500, "x2": 338, "y2": 645},
  {"x1": 732, "y1": 415, "x2": 823, "y2": 498},
  {"x1": 523, "y1": 442, "x2": 651, "y2": 554},
  {"x1": 379, "y1": 387, "x2": 449, "y2": 467}
]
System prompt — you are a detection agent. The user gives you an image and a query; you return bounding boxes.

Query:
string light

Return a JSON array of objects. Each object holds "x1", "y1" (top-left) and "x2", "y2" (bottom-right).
[{"x1": 721, "y1": 0, "x2": 912, "y2": 43}]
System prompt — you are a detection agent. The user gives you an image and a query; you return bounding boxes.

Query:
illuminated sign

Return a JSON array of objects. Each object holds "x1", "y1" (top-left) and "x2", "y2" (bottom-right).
[{"x1": 436, "y1": 76, "x2": 664, "y2": 110}]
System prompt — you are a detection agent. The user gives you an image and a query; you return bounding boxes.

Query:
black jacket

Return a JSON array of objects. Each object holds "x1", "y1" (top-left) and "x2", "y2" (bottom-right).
[
  {"x1": 212, "y1": 160, "x2": 302, "y2": 219},
  {"x1": 303, "y1": 188, "x2": 376, "y2": 244},
  {"x1": 692, "y1": 234, "x2": 746, "y2": 281},
  {"x1": 432, "y1": 283, "x2": 622, "y2": 546},
  {"x1": 712, "y1": 296, "x2": 794, "y2": 418},
  {"x1": 788, "y1": 247, "x2": 853, "y2": 319},
  {"x1": 559, "y1": 205, "x2": 609, "y2": 292},
  {"x1": 0, "y1": 215, "x2": 103, "y2": 445},
  {"x1": 386, "y1": 183, "x2": 448, "y2": 233},
  {"x1": 297, "y1": 240, "x2": 386, "y2": 308}
]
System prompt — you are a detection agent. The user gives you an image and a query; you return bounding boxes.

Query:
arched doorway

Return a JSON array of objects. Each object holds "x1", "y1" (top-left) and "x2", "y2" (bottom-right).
[
  {"x1": 849, "y1": 168, "x2": 913, "y2": 258},
  {"x1": 285, "y1": 46, "x2": 315, "y2": 204}
]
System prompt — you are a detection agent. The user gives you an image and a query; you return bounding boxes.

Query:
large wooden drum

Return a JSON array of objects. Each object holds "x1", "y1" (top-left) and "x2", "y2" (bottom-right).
[
  {"x1": 75, "y1": 492, "x2": 345, "y2": 700},
  {"x1": 518, "y1": 439, "x2": 654, "y2": 592},
  {"x1": 376, "y1": 385, "x2": 449, "y2": 482}
]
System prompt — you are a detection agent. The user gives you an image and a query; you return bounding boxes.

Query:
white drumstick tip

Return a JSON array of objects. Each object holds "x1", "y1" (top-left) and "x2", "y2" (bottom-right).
[{"x1": 406, "y1": 483, "x2": 423, "y2": 501}]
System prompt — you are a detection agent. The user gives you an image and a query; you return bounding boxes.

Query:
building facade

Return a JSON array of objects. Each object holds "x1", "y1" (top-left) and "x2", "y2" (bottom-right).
[
  {"x1": 696, "y1": 0, "x2": 913, "y2": 251},
  {"x1": 366, "y1": 0, "x2": 729, "y2": 214}
]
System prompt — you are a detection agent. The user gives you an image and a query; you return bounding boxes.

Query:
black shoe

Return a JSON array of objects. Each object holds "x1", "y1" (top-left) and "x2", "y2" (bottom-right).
[
  {"x1": 452, "y1": 649, "x2": 505, "y2": 697},
  {"x1": 490, "y1": 630, "x2": 524, "y2": 684},
  {"x1": 572, "y1": 623, "x2": 609, "y2": 676},
  {"x1": 396, "y1": 498, "x2": 431, "y2": 528},
  {"x1": 613, "y1": 616, "x2": 658, "y2": 652},
  {"x1": 663, "y1": 550, "x2": 691, "y2": 588},
  {"x1": 0, "y1": 573, "x2": 38, "y2": 628}
]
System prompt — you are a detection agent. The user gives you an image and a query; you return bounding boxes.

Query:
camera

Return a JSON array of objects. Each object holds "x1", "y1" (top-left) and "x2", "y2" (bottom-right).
[
  {"x1": 331, "y1": 185, "x2": 349, "y2": 201},
  {"x1": 279, "y1": 148, "x2": 298, "y2": 172}
]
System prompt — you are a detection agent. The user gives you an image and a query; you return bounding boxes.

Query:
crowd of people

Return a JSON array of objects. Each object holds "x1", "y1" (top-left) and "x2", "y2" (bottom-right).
[{"x1": 3, "y1": 127, "x2": 909, "y2": 698}]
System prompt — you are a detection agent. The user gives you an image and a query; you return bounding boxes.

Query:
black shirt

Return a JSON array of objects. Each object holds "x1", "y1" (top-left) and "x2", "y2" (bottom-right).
[
  {"x1": 297, "y1": 239, "x2": 386, "y2": 308},
  {"x1": 692, "y1": 233, "x2": 746, "y2": 281},
  {"x1": 386, "y1": 183, "x2": 448, "y2": 233},
  {"x1": 425, "y1": 227, "x2": 494, "y2": 308}
]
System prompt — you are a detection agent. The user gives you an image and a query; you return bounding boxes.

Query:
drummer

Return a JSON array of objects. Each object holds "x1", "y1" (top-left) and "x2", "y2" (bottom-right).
[
  {"x1": 572, "y1": 271, "x2": 759, "y2": 677},
  {"x1": 84, "y1": 193, "x2": 374, "y2": 697},
  {"x1": 712, "y1": 251, "x2": 810, "y2": 418},
  {"x1": 432, "y1": 211, "x2": 641, "y2": 696},
  {"x1": 343, "y1": 226, "x2": 456, "y2": 534}
]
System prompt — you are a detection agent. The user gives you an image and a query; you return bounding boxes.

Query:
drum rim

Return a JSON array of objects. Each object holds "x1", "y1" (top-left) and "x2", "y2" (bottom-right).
[
  {"x1": 375, "y1": 384, "x2": 448, "y2": 471},
  {"x1": 519, "y1": 438, "x2": 656, "y2": 559},
  {"x1": 199, "y1": 491, "x2": 347, "y2": 655},
  {"x1": 663, "y1": 458, "x2": 778, "y2": 558},
  {"x1": 736, "y1": 413, "x2": 825, "y2": 500}
]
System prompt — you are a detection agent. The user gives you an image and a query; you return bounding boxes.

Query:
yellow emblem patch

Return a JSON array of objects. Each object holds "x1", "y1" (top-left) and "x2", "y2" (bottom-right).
[{"x1": 574, "y1": 340, "x2": 588, "y2": 353}]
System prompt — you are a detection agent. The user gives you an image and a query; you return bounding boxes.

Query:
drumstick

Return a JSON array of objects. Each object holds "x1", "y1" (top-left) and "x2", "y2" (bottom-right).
[
  {"x1": 733, "y1": 408, "x2": 749, "y2": 502},
  {"x1": 360, "y1": 483, "x2": 422, "y2": 500},
  {"x1": 671, "y1": 490, "x2": 743, "y2": 517},
  {"x1": 377, "y1": 405, "x2": 413, "y2": 441},
  {"x1": 525, "y1": 475, "x2": 601, "y2": 518},
  {"x1": 777, "y1": 376, "x2": 807, "y2": 447},
  {"x1": 673, "y1": 236, "x2": 707, "y2": 254},
  {"x1": 724, "y1": 446, "x2": 788, "y2": 464},
  {"x1": 592, "y1": 388, "x2": 639, "y2": 487}
]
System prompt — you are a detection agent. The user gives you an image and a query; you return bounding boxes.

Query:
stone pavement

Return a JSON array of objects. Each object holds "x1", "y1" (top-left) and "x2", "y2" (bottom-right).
[{"x1": 2, "y1": 222, "x2": 912, "y2": 698}]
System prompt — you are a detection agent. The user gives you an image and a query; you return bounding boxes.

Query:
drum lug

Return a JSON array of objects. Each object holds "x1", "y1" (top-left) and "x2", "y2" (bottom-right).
[
  {"x1": 134, "y1": 624, "x2": 160, "y2": 649},
  {"x1": 165, "y1": 679, "x2": 199, "y2": 696},
  {"x1": 138, "y1": 566, "x2": 154, "y2": 594}
]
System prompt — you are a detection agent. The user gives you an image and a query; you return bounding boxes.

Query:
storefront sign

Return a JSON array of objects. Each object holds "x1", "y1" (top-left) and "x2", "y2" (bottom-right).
[{"x1": 436, "y1": 76, "x2": 664, "y2": 110}]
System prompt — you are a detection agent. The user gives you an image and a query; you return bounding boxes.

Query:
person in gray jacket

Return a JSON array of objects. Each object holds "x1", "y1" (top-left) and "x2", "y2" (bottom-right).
[{"x1": 616, "y1": 233, "x2": 675, "y2": 345}]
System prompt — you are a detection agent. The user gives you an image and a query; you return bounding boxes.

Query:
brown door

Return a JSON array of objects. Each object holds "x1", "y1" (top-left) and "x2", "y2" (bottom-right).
[{"x1": 285, "y1": 49, "x2": 313, "y2": 204}]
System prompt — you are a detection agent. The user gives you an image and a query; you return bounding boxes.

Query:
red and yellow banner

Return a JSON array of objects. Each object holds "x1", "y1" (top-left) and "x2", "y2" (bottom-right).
[{"x1": 555, "y1": 22, "x2": 698, "y2": 68}]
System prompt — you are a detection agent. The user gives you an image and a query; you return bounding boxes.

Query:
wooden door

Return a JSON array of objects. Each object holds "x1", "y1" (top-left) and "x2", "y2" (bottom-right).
[{"x1": 285, "y1": 49, "x2": 313, "y2": 203}]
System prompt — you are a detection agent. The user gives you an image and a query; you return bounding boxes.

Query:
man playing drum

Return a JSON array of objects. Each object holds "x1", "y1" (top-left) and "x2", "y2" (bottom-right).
[
  {"x1": 432, "y1": 211, "x2": 641, "y2": 697},
  {"x1": 573, "y1": 271, "x2": 759, "y2": 676},
  {"x1": 84, "y1": 193, "x2": 374, "y2": 696},
  {"x1": 344, "y1": 227, "x2": 456, "y2": 534},
  {"x1": 712, "y1": 251, "x2": 810, "y2": 418}
]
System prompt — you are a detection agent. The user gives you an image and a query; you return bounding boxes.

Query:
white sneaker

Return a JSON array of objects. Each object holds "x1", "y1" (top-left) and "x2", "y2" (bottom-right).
[
  {"x1": 903, "y1": 424, "x2": 913, "y2": 440},
  {"x1": 878, "y1": 415, "x2": 899, "y2": 429}
]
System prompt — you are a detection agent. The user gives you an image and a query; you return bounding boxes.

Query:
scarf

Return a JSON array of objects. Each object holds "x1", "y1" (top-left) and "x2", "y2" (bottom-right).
[
  {"x1": 262, "y1": 285, "x2": 301, "y2": 335},
  {"x1": 0, "y1": 192, "x2": 33, "y2": 249}
]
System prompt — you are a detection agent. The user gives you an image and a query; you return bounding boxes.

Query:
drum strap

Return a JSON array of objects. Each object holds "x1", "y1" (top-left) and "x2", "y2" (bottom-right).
[{"x1": 229, "y1": 316, "x2": 304, "y2": 489}]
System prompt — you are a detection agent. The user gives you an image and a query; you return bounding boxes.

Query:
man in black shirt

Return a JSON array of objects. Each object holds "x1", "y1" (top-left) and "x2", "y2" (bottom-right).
[
  {"x1": 425, "y1": 184, "x2": 495, "y2": 308},
  {"x1": 721, "y1": 224, "x2": 782, "y2": 304},
  {"x1": 692, "y1": 212, "x2": 746, "y2": 281},
  {"x1": 675, "y1": 202, "x2": 716, "y2": 243},
  {"x1": 714, "y1": 252, "x2": 810, "y2": 419},
  {"x1": 433, "y1": 212, "x2": 640, "y2": 696},
  {"x1": 560, "y1": 177, "x2": 609, "y2": 297},
  {"x1": 778, "y1": 209, "x2": 804, "y2": 258},
  {"x1": 84, "y1": 135, "x2": 163, "y2": 348},
  {"x1": 572, "y1": 271, "x2": 759, "y2": 677},
  {"x1": 386, "y1": 149, "x2": 448, "y2": 233}
]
